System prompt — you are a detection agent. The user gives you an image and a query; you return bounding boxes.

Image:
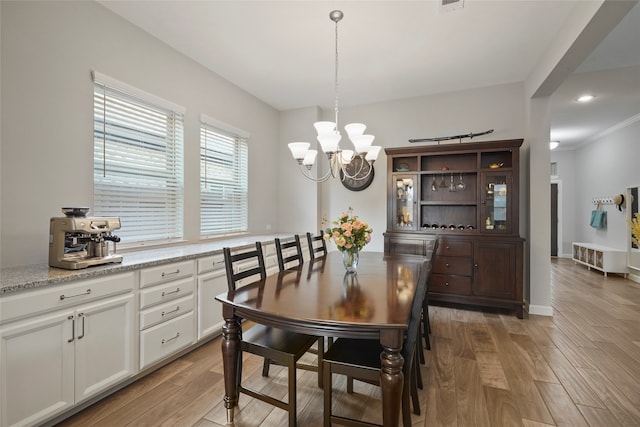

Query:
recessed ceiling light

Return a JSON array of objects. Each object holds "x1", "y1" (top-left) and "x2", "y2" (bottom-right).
[
  {"x1": 577, "y1": 94, "x2": 594, "y2": 103},
  {"x1": 549, "y1": 141, "x2": 559, "y2": 150}
]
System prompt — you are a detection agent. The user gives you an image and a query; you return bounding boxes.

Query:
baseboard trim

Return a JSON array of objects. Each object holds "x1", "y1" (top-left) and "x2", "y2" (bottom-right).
[{"x1": 528, "y1": 305, "x2": 554, "y2": 316}]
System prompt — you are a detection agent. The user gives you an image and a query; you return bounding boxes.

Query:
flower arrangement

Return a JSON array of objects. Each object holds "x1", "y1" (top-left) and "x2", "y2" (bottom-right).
[
  {"x1": 323, "y1": 207, "x2": 373, "y2": 253},
  {"x1": 631, "y1": 213, "x2": 640, "y2": 248}
]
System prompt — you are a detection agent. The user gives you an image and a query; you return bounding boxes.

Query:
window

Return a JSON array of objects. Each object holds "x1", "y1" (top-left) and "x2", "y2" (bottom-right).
[
  {"x1": 93, "y1": 72, "x2": 184, "y2": 245},
  {"x1": 200, "y1": 117, "x2": 249, "y2": 237}
]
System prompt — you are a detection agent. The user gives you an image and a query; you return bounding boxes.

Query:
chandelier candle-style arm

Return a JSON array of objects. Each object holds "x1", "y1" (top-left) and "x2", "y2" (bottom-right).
[{"x1": 287, "y1": 10, "x2": 381, "y2": 184}]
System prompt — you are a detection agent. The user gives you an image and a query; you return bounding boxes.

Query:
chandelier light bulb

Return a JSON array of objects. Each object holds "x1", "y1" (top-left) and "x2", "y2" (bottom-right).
[{"x1": 288, "y1": 142, "x2": 311, "y2": 160}]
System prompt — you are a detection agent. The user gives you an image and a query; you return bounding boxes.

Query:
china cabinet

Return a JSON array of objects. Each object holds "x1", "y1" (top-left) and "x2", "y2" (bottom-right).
[{"x1": 384, "y1": 139, "x2": 525, "y2": 317}]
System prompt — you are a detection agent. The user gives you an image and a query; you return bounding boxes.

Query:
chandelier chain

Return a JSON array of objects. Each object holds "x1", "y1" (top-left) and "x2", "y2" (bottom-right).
[{"x1": 334, "y1": 17, "x2": 340, "y2": 129}]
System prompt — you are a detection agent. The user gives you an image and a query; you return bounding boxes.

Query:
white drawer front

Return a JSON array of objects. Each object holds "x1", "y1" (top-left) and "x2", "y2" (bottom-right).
[
  {"x1": 197, "y1": 253, "x2": 225, "y2": 274},
  {"x1": 139, "y1": 260, "x2": 194, "y2": 288},
  {"x1": 0, "y1": 272, "x2": 135, "y2": 324},
  {"x1": 139, "y1": 277, "x2": 195, "y2": 309},
  {"x1": 140, "y1": 311, "x2": 195, "y2": 369},
  {"x1": 139, "y1": 295, "x2": 194, "y2": 330}
]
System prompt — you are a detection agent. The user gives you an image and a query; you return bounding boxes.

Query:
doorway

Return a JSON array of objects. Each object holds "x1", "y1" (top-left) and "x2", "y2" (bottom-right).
[
  {"x1": 550, "y1": 179, "x2": 562, "y2": 257},
  {"x1": 551, "y1": 183, "x2": 558, "y2": 256}
]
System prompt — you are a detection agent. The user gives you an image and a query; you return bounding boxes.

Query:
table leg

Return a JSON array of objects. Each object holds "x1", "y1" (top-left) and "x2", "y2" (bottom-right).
[
  {"x1": 380, "y1": 331, "x2": 404, "y2": 427},
  {"x1": 221, "y1": 314, "x2": 241, "y2": 424}
]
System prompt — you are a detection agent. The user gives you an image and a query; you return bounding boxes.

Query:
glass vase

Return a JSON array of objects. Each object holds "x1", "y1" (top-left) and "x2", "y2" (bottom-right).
[{"x1": 342, "y1": 249, "x2": 359, "y2": 273}]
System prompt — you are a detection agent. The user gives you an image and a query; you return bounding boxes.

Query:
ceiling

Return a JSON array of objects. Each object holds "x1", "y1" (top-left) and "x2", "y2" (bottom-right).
[{"x1": 98, "y1": 0, "x2": 640, "y2": 151}]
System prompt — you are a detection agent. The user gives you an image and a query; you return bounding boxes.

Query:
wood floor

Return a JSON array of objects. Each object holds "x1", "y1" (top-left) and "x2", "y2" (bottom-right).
[{"x1": 56, "y1": 258, "x2": 640, "y2": 427}]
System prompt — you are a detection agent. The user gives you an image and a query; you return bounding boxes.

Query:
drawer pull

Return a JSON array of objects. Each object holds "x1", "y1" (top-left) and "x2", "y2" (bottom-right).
[
  {"x1": 162, "y1": 287, "x2": 181, "y2": 297},
  {"x1": 78, "y1": 313, "x2": 86, "y2": 339},
  {"x1": 445, "y1": 263, "x2": 450, "y2": 268},
  {"x1": 445, "y1": 282, "x2": 450, "y2": 287},
  {"x1": 161, "y1": 269, "x2": 180, "y2": 277},
  {"x1": 60, "y1": 289, "x2": 91, "y2": 300},
  {"x1": 67, "y1": 315, "x2": 75, "y2": 343},
  {"x1": 162, "y1": 332, "x2": 180, "y2": 344},
  {"x1": 474, "y1": 263, "x2": 479, "y2": 268},
  {"x1": 162, "y1": 306, "x2": 180, "y2": 317}
]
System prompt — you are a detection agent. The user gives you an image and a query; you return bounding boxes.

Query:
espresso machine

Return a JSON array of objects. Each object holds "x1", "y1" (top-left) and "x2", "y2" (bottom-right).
[{"x1": 49, "y1": 208, "x2": 123, "y2": 269}]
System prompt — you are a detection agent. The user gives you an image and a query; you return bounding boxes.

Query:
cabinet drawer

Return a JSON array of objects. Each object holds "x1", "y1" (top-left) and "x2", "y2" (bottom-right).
[
  {"x1": 437, "y1": 240, "x2": 472, "y2": 257},
  {"x1": 140, "y1": 295, "x2": 194, "y2": 330},
  {"x1": 0, "y1": 272, "x2": 135, "y2": 324},
  {"x1": 429, "y1": 274, "x2": 472, "y2": 295},
  {"x1": 433, "y1": 256, "x2": 473, "y2": 276},
  {"x1": 140, "y1": 260, "x2": 194, "y2": 288},
  {"x1": 140, "y1": 311, "x2": 195, "y2": 369},
  {"x1": 197, "y1": 253, "x2": 225, "y2": 274},
  {"x1": 139, "y1": 277, "x2": 195, "y2": 309}
]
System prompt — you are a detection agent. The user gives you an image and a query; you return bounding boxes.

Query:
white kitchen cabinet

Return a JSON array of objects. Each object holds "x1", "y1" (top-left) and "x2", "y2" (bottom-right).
[
  {"x1": 197, "y1": 253, "x2": 227, "y2": 339},
  {"x1": 139, "y1": 261, "x2": 196, "y2": 369},
  {"x1": 0, "y1": 288, "x2": 134, "y2": 427}
]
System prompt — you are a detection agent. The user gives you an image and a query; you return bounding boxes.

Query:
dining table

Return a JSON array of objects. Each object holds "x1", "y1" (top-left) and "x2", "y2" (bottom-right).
[{"x1": 215, "y1": 251, "x2": 429, "y2": 426}]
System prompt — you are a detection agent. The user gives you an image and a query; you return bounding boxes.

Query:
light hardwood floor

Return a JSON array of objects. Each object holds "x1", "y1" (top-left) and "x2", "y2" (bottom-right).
[{"x1": 57, "y1": 258, "x2": 640, "y2": 426}]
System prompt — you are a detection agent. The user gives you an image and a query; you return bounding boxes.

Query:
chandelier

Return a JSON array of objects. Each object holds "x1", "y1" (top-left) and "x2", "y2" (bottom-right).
[{"x1": 288, "y1": 10, "x2": 381, "y2": 183}]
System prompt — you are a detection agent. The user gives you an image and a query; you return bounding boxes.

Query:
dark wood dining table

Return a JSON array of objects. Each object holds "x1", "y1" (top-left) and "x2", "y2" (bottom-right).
[{"x1": 215, "y1": 251, "x2": 428, "y2": 426}]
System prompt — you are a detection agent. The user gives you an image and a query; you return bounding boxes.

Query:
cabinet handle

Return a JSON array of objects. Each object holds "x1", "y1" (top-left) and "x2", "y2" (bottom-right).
[
  {"x1": 445, "y1": 263, "x2": 450, "y2": 268},
  {"x1": 161, "y1": 332, "x2": 180, "y2": 344},
  {"x1": 60, "y1": 289, "x2": 91, "y2": 300},
  {"x1": 161, "y1": 306, "x2": 180, "y2": 317},
  {"x1": 161, "y1": 269, "x2": 180, "y2": 277},
  {"x1": 445, "y1": 282, "x2": 449, "y2": 287},
  {"x1": 78, "y1": 313, "x2": 85, "y2": 339},
  {"x1": 474, "y1": 263, "x2": 479, "y2": 268},
  {"x1": 162, "y1": 287, "x2": 181, "y2": 297},
  {"x1": 67, "y1": 315, "x2": 75, "y2": 343}
]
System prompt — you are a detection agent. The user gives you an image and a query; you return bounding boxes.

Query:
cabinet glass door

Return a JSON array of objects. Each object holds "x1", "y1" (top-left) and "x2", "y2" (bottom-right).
[
  {"x1": 393, "y1": 175, "x2": 417, "y2": 230},
  {"x1": 481, "y1": 172, "x2": 511, "y2": 233}
]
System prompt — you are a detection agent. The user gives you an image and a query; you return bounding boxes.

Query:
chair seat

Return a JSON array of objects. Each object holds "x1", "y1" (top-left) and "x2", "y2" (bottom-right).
[
  {"x1": 243, "y1": 324, "x2": 318, "y2": 360},
  {"x1": 323, "y1": 338, "x2": 382, "y2": 370}
]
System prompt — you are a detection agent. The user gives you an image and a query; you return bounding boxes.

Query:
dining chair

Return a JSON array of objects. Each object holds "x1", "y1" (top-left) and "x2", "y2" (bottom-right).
[
  {"x1": 421, "y1": 239, "x2": 439, "y2": 352},
  {"x1": 261, "y1": 235, "x2": 325, "y2": 388},
  {"x1": 322, "y1": 259, "x2": 430, "y2": 427},
  {"x1": 306, "y1": 231, "x2": 328, "y2": 260},
  {"x1": 223, "y1": 242, "x2": 318, "y2": 427}
]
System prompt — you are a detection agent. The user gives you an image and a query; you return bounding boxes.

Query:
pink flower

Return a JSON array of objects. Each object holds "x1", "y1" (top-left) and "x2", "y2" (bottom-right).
[
  {"x1": 352, "y1": 220, "x2": 363, "y2": 230},
  {"x1": 341, "y1": 222, "x2": 353, "y2": 232},
  {"x1": 365, "y1": 233, "x2": 371, "y2": 243}
]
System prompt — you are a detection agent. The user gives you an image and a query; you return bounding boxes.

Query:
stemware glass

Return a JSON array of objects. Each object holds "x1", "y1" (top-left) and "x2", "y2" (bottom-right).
[
  {"x1": 439, "y1": 173, "x2": 447, "y2": 188},
  {"x1": 431, "y1": 175, "x2": 437, "y2": 191},
  {"x1": 457, "y1": 173, "x2": 467, "y2": 190},
  {"x1": 449, "y1": 174, "x2": 456, "y2": 192}
]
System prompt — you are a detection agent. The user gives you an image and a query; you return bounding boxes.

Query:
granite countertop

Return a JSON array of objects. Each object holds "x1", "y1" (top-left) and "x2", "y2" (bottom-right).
[{"x1": 0, "y1": 234, "x2": 294, "y2": 295}]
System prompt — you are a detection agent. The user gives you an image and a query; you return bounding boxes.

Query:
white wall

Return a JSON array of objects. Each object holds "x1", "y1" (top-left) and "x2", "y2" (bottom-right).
[
  {"x1": 572, "y1": 120, "x2": 640, "y2": 250},
  {"x1": 0, "y1": 1, "x2": 280, "y2": 267}
]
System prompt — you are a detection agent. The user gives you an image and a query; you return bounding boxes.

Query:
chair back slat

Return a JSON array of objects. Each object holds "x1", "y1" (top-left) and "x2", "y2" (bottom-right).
[
  {"x1": 275, "y1": 235, "x2": 303, "y2": 271},
  {"x1": 306, "y1": 231, "x2": 327, "y2": 260},
  {"x1": 223, "y1": 242, "x2": 266, "y2": 292}
]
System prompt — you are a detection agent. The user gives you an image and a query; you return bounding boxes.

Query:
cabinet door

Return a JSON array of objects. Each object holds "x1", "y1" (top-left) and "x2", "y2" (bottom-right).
[
  {"x1": 480, "y1": 172, "x2": 512, "y2": 234},
  {"x1": 392, "y1": 175, "x2": 418, "y2": 230},
  {"x1": 198, "y1": 268, "x2": 228, "y2": 339},
  {"x1": 473, "y1": 241, "x2": 515, "y2": 299},
  {"x1": 74, "y1": 294, "x2": 135, "y2": 403},
  {"x1": 1, "y1": 311, "x2": 75, "y2": 427}
]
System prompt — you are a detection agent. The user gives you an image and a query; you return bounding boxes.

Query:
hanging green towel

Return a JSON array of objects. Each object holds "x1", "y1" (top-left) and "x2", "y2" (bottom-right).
[{"x1": 590, "y1": 210, "x2": 607, "y2": 229}]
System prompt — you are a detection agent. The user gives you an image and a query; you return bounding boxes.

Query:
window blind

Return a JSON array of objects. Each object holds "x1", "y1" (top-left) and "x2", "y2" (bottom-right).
[
  {"x1": 200, "y1": 121, "x2": 248, "y2": 236},
  {"x1": 93, "y1": 73, "x2": 184, "y2": 244}
]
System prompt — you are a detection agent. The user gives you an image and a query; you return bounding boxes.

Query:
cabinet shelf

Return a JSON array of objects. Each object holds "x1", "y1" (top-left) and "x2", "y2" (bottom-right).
[{"x1": 421, "y1": 201, "x2": 477, "y2": 206}]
